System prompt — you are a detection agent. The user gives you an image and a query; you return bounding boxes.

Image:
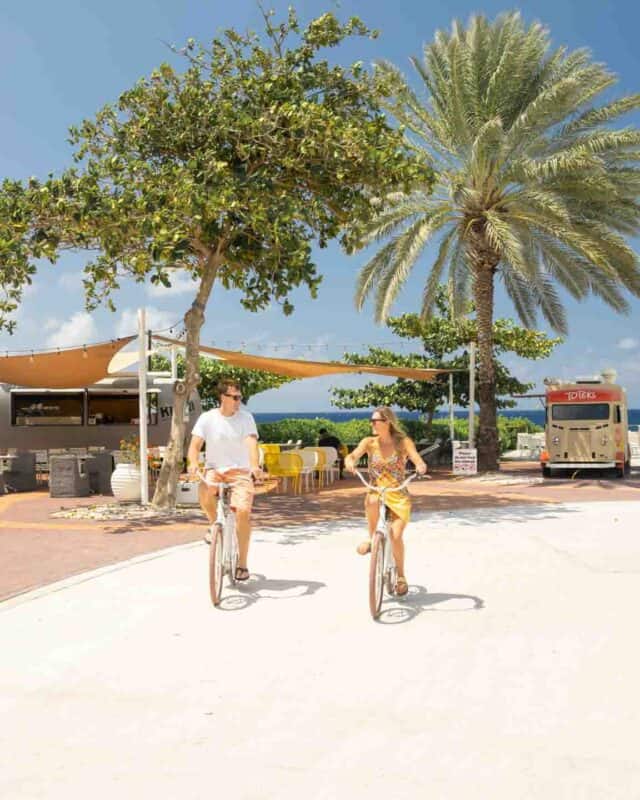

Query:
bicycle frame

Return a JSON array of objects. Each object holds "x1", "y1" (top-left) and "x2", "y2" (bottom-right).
[
  {"x1": 354, "y1": 469, "x2": 419, "y2": 615},
  {"x1": 197, "y1": 471, "x2": 240, "y2": 599}
]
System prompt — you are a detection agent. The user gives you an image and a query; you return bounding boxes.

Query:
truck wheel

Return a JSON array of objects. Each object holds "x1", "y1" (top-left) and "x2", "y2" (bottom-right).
[
  {"x1": 614, "y1": 462, "x2": 629, "y2": 479},
  {"x1": 542, "y1": 466, "x2": 551, "y2": 478}
]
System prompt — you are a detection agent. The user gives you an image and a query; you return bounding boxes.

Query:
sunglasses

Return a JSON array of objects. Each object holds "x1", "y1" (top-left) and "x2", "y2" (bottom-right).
[
  {"x1": 224, "y1": 393, "x2": 243, "y2": 401},
  {"x1": 370, "y1": 417, "x2": 385, "y2": 423}
]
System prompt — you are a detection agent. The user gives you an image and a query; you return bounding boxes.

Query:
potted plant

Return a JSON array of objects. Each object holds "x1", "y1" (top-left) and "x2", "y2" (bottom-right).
[{"x1": 111, "y1": 435, "x2": 142, "y2": 502}]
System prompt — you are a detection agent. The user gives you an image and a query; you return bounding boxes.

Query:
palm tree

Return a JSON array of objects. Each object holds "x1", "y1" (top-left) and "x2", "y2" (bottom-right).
[{"x1": 354, "y1": 12, "x2": 640, "y2": 470}]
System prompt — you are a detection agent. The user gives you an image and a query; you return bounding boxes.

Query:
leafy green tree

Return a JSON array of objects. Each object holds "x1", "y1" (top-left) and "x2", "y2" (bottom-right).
[
  {"x1": 150, "y1": 353, "x2": 291, "y2": 409},
  {"x1": 332, "y1": 291, "x2": 560, "y2": 430},
  {"x1": 0, "y1": 9, "x2": 428, "y2": 506},
  {"x1": 353, "y1": 12, "x2": 640, "y2": 470}
]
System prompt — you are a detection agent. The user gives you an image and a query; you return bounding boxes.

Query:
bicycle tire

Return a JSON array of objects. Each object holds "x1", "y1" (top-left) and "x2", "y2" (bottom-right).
[
  {"x1": 208, "y1": 523, "x2": 224, "y2": 606},
  {"x1": 226, "y1": 514, "x2": 239, "y2": 586},
  {"x1": 369, "y1": 531, "x2": 385, "y2": 620}
]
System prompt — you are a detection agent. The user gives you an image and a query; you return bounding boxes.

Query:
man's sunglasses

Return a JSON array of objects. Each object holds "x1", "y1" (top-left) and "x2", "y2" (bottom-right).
[
  {"x1": 370, "y1": 417, "x2": 385, "y2": 423},
  {"x1": 224, "y1": 393, "x2": 243, "y2": 401}
]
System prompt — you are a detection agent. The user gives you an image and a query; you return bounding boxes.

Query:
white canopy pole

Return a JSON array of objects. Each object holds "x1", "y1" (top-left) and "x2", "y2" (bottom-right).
[
  {"x1": 448, "y1": 372, "x2": 454, "y2": 441},
  {"x1": 468, "y1": 342, "x2": 476, "y2": 447},
  {"x1": 170, "y1": 345, "x2": 178, "y2": 382},
  {"x1": 138, "y1": 308, "x2": 149, "y2": 505}
]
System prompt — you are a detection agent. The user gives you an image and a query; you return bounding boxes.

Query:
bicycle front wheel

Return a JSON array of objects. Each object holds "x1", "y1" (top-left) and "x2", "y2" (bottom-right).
[
  {"x1": 369, "y1": 531, "x2": 385, "y2": 620},
  {"x1": 208, "y1": 523, "x2": 224, "y2": 606},
  {"x1": 225, "y1": 514, "x2": 239, "y2": 586}
]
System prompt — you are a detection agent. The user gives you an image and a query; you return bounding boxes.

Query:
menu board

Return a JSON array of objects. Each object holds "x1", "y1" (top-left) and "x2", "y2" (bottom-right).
[{"x1": 453, "y1": 447, "x2": 478, "y2": 475}]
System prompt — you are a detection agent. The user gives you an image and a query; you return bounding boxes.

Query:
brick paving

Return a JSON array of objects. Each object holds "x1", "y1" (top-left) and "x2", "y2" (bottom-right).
[{"x1": 2, "y1": 462, "x2": 639, "y2": 601}]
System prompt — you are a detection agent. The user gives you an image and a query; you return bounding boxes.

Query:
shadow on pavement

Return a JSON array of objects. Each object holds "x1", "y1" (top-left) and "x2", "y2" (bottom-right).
[
  {"x1": 217, "y1": 573, "x2": 326, "y2": 611},
  {"x1": 377, "y1": 584, "x2": 484, "y2": 625},
  {"x1": 421, "y1": 502, "x2": 582, "y2": 527}
]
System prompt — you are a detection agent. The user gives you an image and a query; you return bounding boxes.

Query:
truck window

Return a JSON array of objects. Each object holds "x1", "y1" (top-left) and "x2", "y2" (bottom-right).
[
  {"x1": 551, "y1": 403, "x2": 610, "y2": 421},
  {"x1": 615, "y1": 405, "x2": 622, "y2": 424}
]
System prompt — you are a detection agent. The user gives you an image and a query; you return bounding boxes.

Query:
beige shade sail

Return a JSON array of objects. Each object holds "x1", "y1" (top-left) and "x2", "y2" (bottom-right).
[
  {"x1": 0, "y1": 337, "x2": 136, "y2": 389},
  {"x1": 154, "y1": 335, "x2": 448, "y2": 381}
]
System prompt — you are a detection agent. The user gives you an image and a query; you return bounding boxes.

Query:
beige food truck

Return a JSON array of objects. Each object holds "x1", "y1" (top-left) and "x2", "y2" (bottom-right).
[{"x1": 540, "y1": 370, "x2": 630, "y2": 478}]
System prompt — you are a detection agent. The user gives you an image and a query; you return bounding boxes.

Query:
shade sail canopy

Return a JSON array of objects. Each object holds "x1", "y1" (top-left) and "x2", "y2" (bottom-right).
[
  {"x1": 154, "y1": 335, "x2": 448, "y2": 381},
  {"x1": 0, "y1": 337, "x2": 136, "y2": 389}
]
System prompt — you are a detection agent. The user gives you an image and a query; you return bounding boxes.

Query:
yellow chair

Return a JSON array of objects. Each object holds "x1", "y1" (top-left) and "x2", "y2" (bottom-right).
[
  {"x1": 303, "y1": 447, "x2": 328, "y2": 488},
  {"x1": 264, "y1": 451, "x2": 303, "y2": 494}
]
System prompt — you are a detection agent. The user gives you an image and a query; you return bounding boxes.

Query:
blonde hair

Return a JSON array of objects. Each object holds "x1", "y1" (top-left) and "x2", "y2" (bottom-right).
[{"x1": 373, "y1": 406, "x2": 407, "y2": 451}]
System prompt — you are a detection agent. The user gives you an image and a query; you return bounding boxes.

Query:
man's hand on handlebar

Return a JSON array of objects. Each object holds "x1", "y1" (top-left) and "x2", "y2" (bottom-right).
[{"x1": 250, "y1": 466, "x2": 266, "y2": 482}]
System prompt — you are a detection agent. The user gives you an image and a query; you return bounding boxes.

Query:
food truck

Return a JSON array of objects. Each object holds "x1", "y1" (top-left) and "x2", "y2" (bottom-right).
[
  {"x1": 0, "y1": 376, "x2": 201, "y2": 452},
  {"x1": 540, "y1": 370, "x2": 630, "y2": 478}
]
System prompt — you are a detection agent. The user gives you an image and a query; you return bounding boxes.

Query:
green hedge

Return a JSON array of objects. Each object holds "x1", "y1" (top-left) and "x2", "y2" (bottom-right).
[{"x1": 256, "y1": 415, "x2": 542, "y2": 453}]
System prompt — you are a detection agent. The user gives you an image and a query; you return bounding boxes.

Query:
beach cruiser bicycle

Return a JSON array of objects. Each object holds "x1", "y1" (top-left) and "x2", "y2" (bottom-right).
[
  {"x1": 197, "y1": 470, "x2": 241, "y2": 607},
  {"x1": 353, "y1": 469, "x2": 425, "y2": 620}
]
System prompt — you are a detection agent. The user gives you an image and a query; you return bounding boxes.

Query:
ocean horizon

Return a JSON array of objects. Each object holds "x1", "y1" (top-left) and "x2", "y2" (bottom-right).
[{"x1": 253, "y1": 409, "x2": 640, "y2": 426}]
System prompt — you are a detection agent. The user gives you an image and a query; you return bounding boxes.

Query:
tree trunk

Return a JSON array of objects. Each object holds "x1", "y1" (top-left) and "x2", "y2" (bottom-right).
[
  {"x1": 152, "y1": 250, "x2": 221, "y2": 509},
  {"x1": 423, "y1": 407, "x2": 435, "y2": 436},
  {"x1": 467, "y1": 221, "x2": 500, "y2": 472},
  {"x1": 472, "y1": 265, "x2": 499, "y2": 471}
]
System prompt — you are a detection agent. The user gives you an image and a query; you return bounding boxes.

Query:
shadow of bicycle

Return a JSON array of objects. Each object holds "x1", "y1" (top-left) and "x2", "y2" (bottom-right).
[
  {"x1": 217, "y1": 573, "x2": 326, "y2": 611},
  {"x1": 377, "y1": 584, "x2": 484, "y2": 625}
]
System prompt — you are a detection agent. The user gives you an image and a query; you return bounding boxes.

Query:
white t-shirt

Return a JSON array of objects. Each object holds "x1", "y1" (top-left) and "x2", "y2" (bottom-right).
[{"x1": 192, "y1": 408, "x2": 258, "y2": 471}]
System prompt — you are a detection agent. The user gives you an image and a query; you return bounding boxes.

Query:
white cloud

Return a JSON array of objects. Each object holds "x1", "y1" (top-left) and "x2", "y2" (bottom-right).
[
  {"x1": 146, "y1": 269, "x2": 197, "y2": 298},
  {"x1": 46, "y1": 312, "x2": 98, "y2": 348},
  {"x1": 115, "y1": 307, "x2": 178, "y2": 338},
  {"x1": 617, "y1": 337, "x2": 639, "y2": 351}
]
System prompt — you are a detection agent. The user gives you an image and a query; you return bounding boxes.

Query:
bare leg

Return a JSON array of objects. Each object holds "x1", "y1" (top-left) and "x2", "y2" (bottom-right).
[
  {"x1": 235, "y1": 508, "x2": 251, "y2": 569},
  {"x1": 357, "y1": 495, "x2": 380, "y2": 554},
  {"x1": 198, "y1": 483, "x2": 217, "y2": 524}
]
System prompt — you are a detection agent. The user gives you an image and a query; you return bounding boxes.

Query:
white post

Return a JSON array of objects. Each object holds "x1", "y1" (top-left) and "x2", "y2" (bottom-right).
[
  {"x1": 138, "y1": 308, "x2": 149, "y2": 505},
  {"x1": 170, "y1": 346, "x2": 178, "y2": 382},
  {"x1": 448, "y1": 372, "x2": 454, "y2": 441},
  {"x1": 468, "y1": 342, "x2": 476, "y2": 447}
]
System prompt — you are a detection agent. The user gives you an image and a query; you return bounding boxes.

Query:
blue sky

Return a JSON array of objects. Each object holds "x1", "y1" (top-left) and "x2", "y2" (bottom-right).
[{"x1": 2, "y1": 0, "x2": 640, "y2": 410}]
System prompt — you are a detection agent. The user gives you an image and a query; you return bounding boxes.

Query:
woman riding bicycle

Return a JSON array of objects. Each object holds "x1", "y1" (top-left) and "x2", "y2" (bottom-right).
[{"x1": 344, "y1": 407, "x2": 427, "y2": 596}]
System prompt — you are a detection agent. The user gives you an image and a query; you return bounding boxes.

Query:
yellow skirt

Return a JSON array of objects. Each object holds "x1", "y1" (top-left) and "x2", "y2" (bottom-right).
[{"x1": 367, "y1": 474, "x2": 411, "y2": 523}]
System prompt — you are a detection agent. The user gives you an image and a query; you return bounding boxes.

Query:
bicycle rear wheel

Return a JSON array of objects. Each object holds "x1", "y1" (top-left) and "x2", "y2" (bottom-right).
[
  {"x1": 225, "y1": 515, "x2": 239, "y2": 586},
  {"x1": 369, "y1": 531, "x2": 385, "y2": 620},
  {"x1": 208, "y1": 523, "x2": 224, "y2": 606}
]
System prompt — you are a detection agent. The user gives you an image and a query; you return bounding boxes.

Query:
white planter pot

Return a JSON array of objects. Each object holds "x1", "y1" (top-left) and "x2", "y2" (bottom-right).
[{"x1": 110, "y1": 463, "x2": 142, "y2": 503}]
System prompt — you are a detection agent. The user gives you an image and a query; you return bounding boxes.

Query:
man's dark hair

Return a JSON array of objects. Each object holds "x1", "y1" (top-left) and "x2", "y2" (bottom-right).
[
  {"x1": 216, "y1": 378, "x2": 241, "y2": 399},
  {"x1": 318, "y1": 427, "x2": 328, "y2": 435}
]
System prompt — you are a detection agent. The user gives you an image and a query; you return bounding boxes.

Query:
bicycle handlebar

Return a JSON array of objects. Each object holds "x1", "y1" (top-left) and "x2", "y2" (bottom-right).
[{"x1": 352, "y1": 469, "x2": 429, "y2": 494}]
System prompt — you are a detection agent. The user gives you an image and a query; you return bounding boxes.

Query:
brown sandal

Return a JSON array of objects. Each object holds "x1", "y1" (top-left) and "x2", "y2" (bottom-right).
[
  {"x1": 395, "y1": 576, "x2": 408, "y2": 596},
  {"x1": 356, "y1": 540, "x2": 372, "y2": 555}
]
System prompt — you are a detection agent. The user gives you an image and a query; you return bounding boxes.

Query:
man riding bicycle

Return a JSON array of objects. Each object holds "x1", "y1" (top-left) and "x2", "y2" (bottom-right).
[{"x1": 187, "y1": 379, "x2": 263, "y2": 581}]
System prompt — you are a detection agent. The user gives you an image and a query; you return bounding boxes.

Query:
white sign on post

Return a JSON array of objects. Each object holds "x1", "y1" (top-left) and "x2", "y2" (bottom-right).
[{"x1": 453, "y1": 446, "x2": 478, "y2": 475}]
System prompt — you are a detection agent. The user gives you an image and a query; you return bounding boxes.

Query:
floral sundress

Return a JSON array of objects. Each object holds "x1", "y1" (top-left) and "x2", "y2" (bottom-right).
[{"x1": 367, "y1": 437, "x2": 411, "y2": 523}]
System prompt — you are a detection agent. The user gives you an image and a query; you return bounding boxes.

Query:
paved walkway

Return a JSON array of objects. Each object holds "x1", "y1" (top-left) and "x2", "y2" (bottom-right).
[
  {"x1": 2, "y1": 499, "x2": 639, "y2": 799},
  {"x1": 2, "y1": 463, "x2": 640, "y2": 600}
]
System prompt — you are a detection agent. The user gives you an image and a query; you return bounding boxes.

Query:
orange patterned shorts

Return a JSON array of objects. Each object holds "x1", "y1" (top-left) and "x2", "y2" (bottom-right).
[{"x1": 203, "y1": 468, "x2": 255, "y2": 512}]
